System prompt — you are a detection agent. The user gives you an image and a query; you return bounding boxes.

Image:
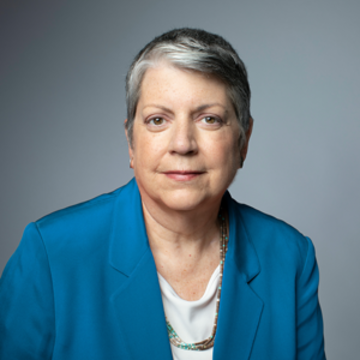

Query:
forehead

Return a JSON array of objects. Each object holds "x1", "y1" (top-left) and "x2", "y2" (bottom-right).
[{"x1": 138, "y1": 64, "x2": 232, "y2": 109}]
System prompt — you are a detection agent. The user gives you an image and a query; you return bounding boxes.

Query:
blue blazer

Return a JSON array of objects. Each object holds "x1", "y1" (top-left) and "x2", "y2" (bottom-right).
[{"x1": 0, "y1": 178, "x2": 326, "y2": 359}]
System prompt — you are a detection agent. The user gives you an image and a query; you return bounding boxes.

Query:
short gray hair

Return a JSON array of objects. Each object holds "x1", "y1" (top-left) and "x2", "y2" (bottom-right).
[{"x1": 125, "y1": 28, "x2": 251, "y2": 148}]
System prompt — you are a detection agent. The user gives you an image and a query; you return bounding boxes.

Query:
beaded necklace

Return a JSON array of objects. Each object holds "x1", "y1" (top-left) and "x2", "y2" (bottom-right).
[{"x1": 165, "y1": 207, "x2": 229, "y2": 351}]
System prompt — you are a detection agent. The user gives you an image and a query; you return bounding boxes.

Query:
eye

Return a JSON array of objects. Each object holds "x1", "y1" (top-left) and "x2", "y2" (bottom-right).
[
  {"x1": 149, "y1": 117, "x2": 165, "y2": 126},
  {"x1": 201, "y1": 116, "x2": 221, "y2": 125}
]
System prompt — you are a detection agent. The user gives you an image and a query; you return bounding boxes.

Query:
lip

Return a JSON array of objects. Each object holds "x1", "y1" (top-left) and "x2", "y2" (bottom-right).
[{"x1": 163, "y1": 170, "x2": 204, "y2": 181}]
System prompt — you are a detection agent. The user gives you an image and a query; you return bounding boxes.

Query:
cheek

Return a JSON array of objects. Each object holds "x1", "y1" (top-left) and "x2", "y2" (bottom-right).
[
  {"x1": 132, "y1": 132, "x2": 164, "y2": 169},
  {"x1": 212, "y1": 134, "x2": 240, "y2": 167}
]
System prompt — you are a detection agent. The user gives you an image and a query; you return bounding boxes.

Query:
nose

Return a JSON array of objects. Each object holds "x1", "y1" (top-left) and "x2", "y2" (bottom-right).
[{"x1": 168, "y1": 118, "x2": 198, "y2": 156}]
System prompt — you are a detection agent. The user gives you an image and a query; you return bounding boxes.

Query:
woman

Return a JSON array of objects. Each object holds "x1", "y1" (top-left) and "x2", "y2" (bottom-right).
[{"x1": 0, "y1": 28, "x2": 326, "y2": 359}]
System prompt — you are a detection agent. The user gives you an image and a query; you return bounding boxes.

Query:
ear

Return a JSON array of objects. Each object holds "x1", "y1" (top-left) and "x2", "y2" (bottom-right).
[
  {"x1": 124, "y1": 119, "x2": 134, "y2": 169},
  {"x1": 240, "y1": 117, "x2": 254, "y2": 167}
]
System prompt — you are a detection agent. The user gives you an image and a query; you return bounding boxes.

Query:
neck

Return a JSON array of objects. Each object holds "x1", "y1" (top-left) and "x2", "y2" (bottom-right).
[{"x1": 141, "y1": 196, "x2": 222, "y2": 258}]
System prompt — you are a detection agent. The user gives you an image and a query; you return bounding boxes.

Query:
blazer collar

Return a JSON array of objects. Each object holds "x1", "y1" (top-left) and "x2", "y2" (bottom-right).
[
  {"x1": 224, "y1": 191, "x2": 261, "y2": 282},
  {"x1": 109, "y1": 178, "x2": 150, "y2": 277}
]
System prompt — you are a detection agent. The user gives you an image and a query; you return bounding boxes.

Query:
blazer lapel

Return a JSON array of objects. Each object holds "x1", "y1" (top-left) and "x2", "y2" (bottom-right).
[
  {"x1": 213, "y1": 193, "x2": 264, "y2": 360},
  {"x1": 109, "y1": 179, "x2": 173, "y2": 360}
]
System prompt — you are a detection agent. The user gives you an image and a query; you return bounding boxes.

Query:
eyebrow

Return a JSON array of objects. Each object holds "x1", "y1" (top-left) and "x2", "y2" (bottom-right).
[{"x1": 142, "y1": 103, "x2": 228, "y2": 114}]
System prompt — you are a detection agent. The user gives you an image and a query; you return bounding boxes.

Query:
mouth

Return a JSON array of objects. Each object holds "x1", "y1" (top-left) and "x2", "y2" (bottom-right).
[{"x1": 163, "y1": 170, "x2": 204, "y2": 181}]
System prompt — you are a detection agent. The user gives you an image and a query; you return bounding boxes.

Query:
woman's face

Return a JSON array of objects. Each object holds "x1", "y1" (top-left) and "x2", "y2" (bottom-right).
[{"x1": 127, "y1": 63, "x2": 251, "y2": 213}]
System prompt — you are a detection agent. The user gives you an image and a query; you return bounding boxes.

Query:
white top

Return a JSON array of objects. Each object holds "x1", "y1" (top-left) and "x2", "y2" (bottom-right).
[{"x1": 158, "y1": 266, "x2": 220, "y2": 360}]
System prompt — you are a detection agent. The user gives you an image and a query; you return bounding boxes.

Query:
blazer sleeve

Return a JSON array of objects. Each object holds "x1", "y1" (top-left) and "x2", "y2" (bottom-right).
[
  {"x1": 0, "y1": 223, "x2": 55, "y2": 360},
  {"x1": 296, "y1": 237, "x2": 326, "y2": 359}
]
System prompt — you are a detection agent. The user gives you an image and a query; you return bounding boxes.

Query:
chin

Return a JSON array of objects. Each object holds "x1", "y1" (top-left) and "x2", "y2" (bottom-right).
[{"x1": 158, "y1": 189, "x2": 220, "y2": 212}]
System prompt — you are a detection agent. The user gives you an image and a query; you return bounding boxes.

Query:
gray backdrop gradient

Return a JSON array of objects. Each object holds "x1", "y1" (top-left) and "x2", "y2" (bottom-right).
[{"x1": 1, "y1": 0, "x2": 359, "y2": 358}]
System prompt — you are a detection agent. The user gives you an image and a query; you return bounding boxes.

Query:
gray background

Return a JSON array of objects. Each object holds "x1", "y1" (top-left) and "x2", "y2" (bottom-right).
[{"x1": 1, "y1": 0, "x2": 359, "y2": 358}]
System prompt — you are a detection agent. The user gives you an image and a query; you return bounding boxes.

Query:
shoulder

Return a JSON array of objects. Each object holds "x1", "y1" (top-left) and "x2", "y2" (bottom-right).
[
  {"x1": 35, "y1": 178, "x2": 136, "y2": 227},
  {"x1": 32, "y1": 178, "x2": 137, "y2": 251},
  {"x1": 228, "y1": 195, "x2": 311, "y2": 276},
  {"x1": 239, "y1": 202, "x2": 307, "y2": 243}
]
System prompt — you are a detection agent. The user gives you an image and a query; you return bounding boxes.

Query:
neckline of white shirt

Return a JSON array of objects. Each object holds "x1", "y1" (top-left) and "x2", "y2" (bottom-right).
[{"x1": 157, "y1": 265, "x2": 220, "y2": 303}]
